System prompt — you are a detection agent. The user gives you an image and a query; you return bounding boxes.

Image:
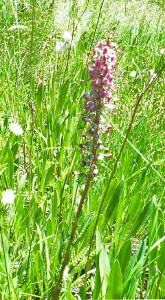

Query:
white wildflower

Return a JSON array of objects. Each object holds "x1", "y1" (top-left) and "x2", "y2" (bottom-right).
[
  {"x1": 160, "y1": 48, "x2": 165, "y2": 55},
  {"x1": 93, "y1": 168, "x2": 98, "y2": 175},
  {"x1": 62, "y1": 31, "x2": 72, "y2": 45},
  {"x1": 105, "y1": 103, "x2": 116, "y2": 114},
  {"x1": 98, "y1": 153, "x2": 104, "y2": 160},
  {"x1": 113, "y1": 95, "x2": 118, "y2": 102},
  {"x1": 55, "y1": 41, "x2": 65, "y2": 51},
  {"x1": 100, "y1": 116, "x2": 106, "y2": 124},
  {"x1": 56, "y1": 31, "x2": 72, "y2": 52},
  {"x1": 149, "y1": 69, "x2": 157, "y2": 78},
  {"x1": 130, "y1": 71, "x2": 136, "y2": 78},
  {"x1": 9, "y1": 123, "x2": 23, "y2": 136},
  {"x1": 2, "y1": 189, "x2": 15, "y2": 204}
]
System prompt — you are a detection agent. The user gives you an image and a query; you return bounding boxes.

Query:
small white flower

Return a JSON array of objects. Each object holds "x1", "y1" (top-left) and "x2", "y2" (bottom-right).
[
  {"x1": 98, "y1": 153, "x2": 104, "y2": 160},
  {"x1": 62, "y1": 31, "x2": 72, "y2": 44},
  {"x1": 149, "y1": 69, "x2": 157, "y2": 78},
  {"x1": 55, "y1": 40, "x2": 69, "y2": 52},
  {"x1": 100, "y1": 116, "x2": 106, "y2": 124},
  {"x1": 2, "y1": 189, "x2": 15, "y2": 204},
  {"x1": 93, "y1": 168, "x2": 98, "y2": 175},
  {"x1": 113, "y1": 95, "x2": 118, "y2": 102},
  {"x1": 130, "y1": 71, "x2": 136, "y2": 78},
  {"x1": 9, "y1": 123, "x2": 23, "y2": 136},
  {"x1": 160, "y1": 48, "x2": 165, "y2": 55},
  {"x1": 55, "y1": 41, "x2": 65, "y2": 51},
  {"x1": 105, "y1": 103, "x2": 116, "y2": 113}
]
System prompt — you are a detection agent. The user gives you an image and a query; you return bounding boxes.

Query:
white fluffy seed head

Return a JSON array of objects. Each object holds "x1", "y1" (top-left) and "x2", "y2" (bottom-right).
[
  {"x1": 62, "y1": 31, "x2": 72, "y2": 44},
  {"x1": 130, "y1": 71, "x2": 136, "y2": 78},
  {"x1": 2, "y1": 189, "x2": 15, "y2": 204},
  {"x1": 9, "y1": 123, "x2": 23, "y2": 136},
  {"x1": 160, "y1": 48, "x2": 165, "y2": 55}
]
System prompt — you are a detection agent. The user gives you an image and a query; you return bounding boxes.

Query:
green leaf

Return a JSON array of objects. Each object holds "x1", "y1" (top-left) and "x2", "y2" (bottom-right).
[
  {"x1": 42, "y1": 164, "x2": 55, "y2": 192},
  {"x1": 17, "y1": 173, "x2": 27, "y2": 193},
  {"x1": 11, "y1": 143, "x2": 18, "y2": 157},
  {"x1": 106, "y1": 260, "x2": 123, "y2": 299},
  {"x1": 117, "y1": 193, "x2": 142, "y2": 253},
  {"x1": 8, "y1": 149, "x2": 14, "y2": 188},
  {"x1": 117, "y1": 240, "x2": 132, "y2": 276},
  {"x1": 102, "y1": 179, "x2": 118, "y2": 212},
  {"x1": 99, "y1": 245, "x2": 110, "y2": 282},
  {"x1": 123, "y1": 236, "x2": 147, "y2": 284},
  {"x1": 132, "y1": 165, "x2": 149, "y2": 196},
  {"x1": 93, "y1": 256, "x2": 102, "y2": 299},
  {"x1": 126, "y1": 199, "x2": 153, "y2": 239},
  {"x1": 96, "y1": 227, "x2": 102, "y2": 255},
  {"x1": 103, "y1": 181, "x2": 124, "y2": 229},
  {"x1": 160, "y1": 267, "x2": 165, "y2": 295}
]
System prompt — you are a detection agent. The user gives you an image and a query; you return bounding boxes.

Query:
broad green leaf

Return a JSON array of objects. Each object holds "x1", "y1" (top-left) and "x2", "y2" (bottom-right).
[
  {"x1": 66, "y1": 284, "x2": 77, "y2": 300},
  {"x1": 132, "y1": 165, "x2": 149, "y2": 196},
  {"x1": 126, "y1": 199, "x2": 153, "y2": 239},
  {"x1": 93, "y1": 256, "x2": 102, "y2": 299},
  {"x1": 1, "y1": 140, "x2": 9, "y2": 163},
  {"x1": 102, "y1": 179, "x2": 118, "y2": 212},
  {"x1": 42, "y1": 164, "x2": 55, "y2": 192},
  {"x1": 103, "y1": 181, "x2": 124, "y2": 229},
  {"x1": 34, "y1": 250, "x2": 43, "y2": 295},
  {"x1": 99, "y1": 245, "x2": 110, "y2": 282},
  {"x1": 106, "y1": 259, "x2": 123, "y2": 299},
  {"x1": 123, "y1": 236, "x2": 147, "y2": 284},
  {"x1": 11, "y1": 143, "x2": 18, "y2": 157},
  {"x1": 118, "y1": 193, "x2": 142, "y2": 252},
  {"x1": 17, "y1": 173, "x2": 27, "y2": 193},
  {"x1": 117, "y1": 240, "x2": 132, "y2": 276},
  {"x1": 108, "y1": 242, "x2": 116, "y2": 269}
]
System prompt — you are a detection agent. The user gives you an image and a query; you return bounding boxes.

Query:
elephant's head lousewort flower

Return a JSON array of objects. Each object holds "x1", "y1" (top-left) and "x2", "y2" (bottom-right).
[{"x1": 80, "y1": 40, "x2": 120, "y2": 176}]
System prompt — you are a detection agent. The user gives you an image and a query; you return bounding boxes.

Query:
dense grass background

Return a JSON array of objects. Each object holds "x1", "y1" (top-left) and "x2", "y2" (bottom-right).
[{"x1": 0, "y1": 0, "x2": 164, "y2": 299}]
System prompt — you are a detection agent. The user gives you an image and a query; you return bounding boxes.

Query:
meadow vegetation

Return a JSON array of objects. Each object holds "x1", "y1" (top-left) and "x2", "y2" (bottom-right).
[{"x1": 0, "y1": 0, "x2": 165, "y2": 299}]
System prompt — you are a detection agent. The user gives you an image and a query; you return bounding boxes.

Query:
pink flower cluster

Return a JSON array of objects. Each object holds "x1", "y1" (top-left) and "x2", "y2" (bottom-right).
[
  {"x1": 80, "y1": 40, "x2": 119, "y2": 172},
  {"x1": 84, "y1": 40, "x2": 119, "y2": 108}
]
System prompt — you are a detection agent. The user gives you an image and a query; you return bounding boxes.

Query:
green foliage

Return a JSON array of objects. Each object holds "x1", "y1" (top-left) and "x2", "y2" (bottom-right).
[{"x1": 0, "y1": 0, "x2": 164, "y2": 298}]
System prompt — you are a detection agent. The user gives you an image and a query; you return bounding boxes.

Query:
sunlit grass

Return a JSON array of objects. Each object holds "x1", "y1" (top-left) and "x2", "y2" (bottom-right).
[{"x1": 0, "y1": 0, "x2": 164, "y2": 298}]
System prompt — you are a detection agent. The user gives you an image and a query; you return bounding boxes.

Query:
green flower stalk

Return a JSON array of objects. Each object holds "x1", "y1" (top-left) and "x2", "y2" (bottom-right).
[
  {"x1": 80, "y1": 40, "x2": 119, "y2": 175},
  {"x1": 52, "y1": 39, "x2": 120, "y2": 299}
]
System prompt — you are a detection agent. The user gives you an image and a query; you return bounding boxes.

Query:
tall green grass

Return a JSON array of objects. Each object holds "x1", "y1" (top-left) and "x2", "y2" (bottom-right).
[{"x1": 0, "y1": 0, "x2": 164, "y2": 299}]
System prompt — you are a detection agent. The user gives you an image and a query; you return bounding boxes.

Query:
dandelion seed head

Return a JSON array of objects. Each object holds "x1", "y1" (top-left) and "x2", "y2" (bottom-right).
[
  {"x1": 2, "y1": 189, "x2": 15, "y2": 204},
  {"x1": 130, "y1": 71, "x2": 136, "y2": 78},
  {"x1": 55, "y1": 41, "x2": 65, "y2": 51},
  {"x1": 62, "y1": 31, "x2": 72, "y2": 44},
  {"x1": 9, "y1": 123, "x2": 23, "y2": 136},
  {"x1": 149, "y1": 69, "x2": 157, "y2": 78},
  {"x1": 160, "y1": 48, "x2": 165, "y2": 55}
]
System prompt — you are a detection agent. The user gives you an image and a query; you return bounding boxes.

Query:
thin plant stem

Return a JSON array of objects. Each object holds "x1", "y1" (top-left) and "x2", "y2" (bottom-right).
[
  {"x1": 28, "y1": 0, "x2": 36, "y2": 210},
  {"x1": 52, "y1": 172, "x2": 93, "y2": 299},
  {"x1": 52, "y1": 107, "x2": 101, "y2": 299},
  {"x1": 84, "y1": 61, "x2": 165, "y2": 289}
]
